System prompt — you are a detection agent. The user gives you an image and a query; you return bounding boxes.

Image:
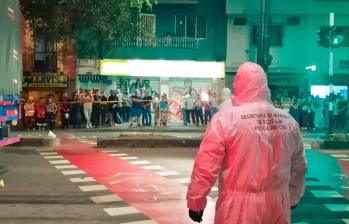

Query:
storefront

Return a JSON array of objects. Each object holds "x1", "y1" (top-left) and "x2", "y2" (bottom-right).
[
  {"x1": 76, "y1": 59, "x2": 225, "y2": 120},
  {"x1": 22, "y1": 75, "x2": 69, "y2": 99}
]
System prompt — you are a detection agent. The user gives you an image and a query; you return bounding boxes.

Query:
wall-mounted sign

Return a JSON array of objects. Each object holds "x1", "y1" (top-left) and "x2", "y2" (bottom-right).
[
  {"x1": 100, "y1": 59, "x2": 225, "y2": 78},
  {"x1": 22, "y1": 75, "x2": 67, "y2": 88}
]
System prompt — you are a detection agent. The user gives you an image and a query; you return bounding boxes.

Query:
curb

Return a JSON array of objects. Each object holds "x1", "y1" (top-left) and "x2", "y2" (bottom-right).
[
  {"x1": 311, "y1": 140, "x2": 349, "y2": 150},
  {"x1": 68, "y1": 127, "x2": 205, "y2": 133},
  {"x1": 97, "y1": 137, "x2": 201, "y2": 148},
  {"x1": 9, "y1": 137, "x2": 60, "y2": 147}
]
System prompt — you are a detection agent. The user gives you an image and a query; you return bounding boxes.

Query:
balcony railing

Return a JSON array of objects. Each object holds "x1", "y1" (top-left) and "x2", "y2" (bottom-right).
[{"x1": 114, "y1": 36, "x2": 199, "y2": 49}]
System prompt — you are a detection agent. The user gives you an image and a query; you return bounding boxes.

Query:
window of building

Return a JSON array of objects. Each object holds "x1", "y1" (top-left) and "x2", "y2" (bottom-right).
[
  {"x1": 140, "y1": 13, "x2": 156, "y2": 36},
  {"x1": 175, "y1": 15, "x2": 207, "y2": 39},
  {"x1": 252, "y1": 25, "x2": 283, "y2": 46},
  {"x1": 34, "y1": 35, "x2": 57, "y2": 72}
]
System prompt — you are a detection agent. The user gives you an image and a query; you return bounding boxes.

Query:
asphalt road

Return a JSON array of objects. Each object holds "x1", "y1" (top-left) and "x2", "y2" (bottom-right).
[{"x1": 1, "y1": 132, "x2": 349, "y2": 223}]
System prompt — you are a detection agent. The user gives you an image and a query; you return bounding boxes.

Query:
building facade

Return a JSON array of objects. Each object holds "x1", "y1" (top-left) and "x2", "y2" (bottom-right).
[
  {"x1": 21, "y1": 17, "x2": 76, "y2": 100},
  {"x1": 226, "y1": 0, "x2": 349, "y2": 97},
  {"x1": 77, "y1": 0, "x2": 227, "y2": 119}
]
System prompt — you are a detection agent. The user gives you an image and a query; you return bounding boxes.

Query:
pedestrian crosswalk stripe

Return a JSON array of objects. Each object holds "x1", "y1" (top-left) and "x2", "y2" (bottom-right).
[
  {"x1": 305, "y1": 181, "x2": 324, "y2": 186},
  {"x1": 130, "y1": 160, "x2": 151, "y2": 165},
  {"x1": 70, "y1": 177, "x2": 96, "y2": 183},
  {"x1": 104, "y1": 206, "x2": 140, "y2": 216},
  {"x1": 44, "y1": 155, "x2": 64, "y2": 159},
  {"x1": 173, "y1": 177, "x2": 191, "y2": 184},
  {"x1": 325, "y1": 204, "x2": 349, "y2": 212},
  {"x1": 79, "y1": 184, "x2": 108, "y2": 192},
  {"x1": 331, "y1": 154, "x2": 349, "y2": 158},
  {"x1": 101, "y1": 150, "x2": 119, "y2": 153},
  {"x1": 90, "y1": 194, "x2": 123, "y2": 203},
  {"x1": 61, "y1": 170, "x2": 85, "y2": 175},
  {"x1": 341, "y1": 158, "x2": 349, "y2": 161},
  {"x1": 156, "y1": 171, "x2": 180, "y2": 177},
  {"x1": 141, "y1": 165, "x2": 164, "y2": 170},
  {"x1": 121, "y1": 220, "x2": 157, "y2": 224},
  {"x1": 311, "y1": 190, "x2": 344, "y2": 198},
  {"x1": 40, "y1": 152, "x2": 58, "y2": 155},
  {"x1": 119, "y1": 156, "x2": 139, "y2": 160},
  {"x1": 49, "y1": 160, "x2": 70, "y2": 164},
  {"x1": 55, "y1": 165, "x2": 77, "y2": 169},
  {"x1": 110, "y1": 153, "x2": 129, "y2": 157}
]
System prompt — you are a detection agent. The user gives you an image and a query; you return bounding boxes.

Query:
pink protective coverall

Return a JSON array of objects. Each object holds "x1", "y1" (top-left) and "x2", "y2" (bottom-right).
[{"x1": 187, "y1": 62, "x2": 307, "y2": 224}]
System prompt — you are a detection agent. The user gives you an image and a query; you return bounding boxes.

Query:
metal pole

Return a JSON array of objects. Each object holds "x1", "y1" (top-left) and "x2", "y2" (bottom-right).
[
  {"x1": 329, "y1": 12, "x2": 334, "y2": 76},
  {"x1": 257, "y1": 0, "x2": 270, "y2": 72}
]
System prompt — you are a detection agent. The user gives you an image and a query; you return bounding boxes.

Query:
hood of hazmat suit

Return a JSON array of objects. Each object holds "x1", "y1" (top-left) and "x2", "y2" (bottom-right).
[{"x1": 187, "y1": 62, "x2": 306, "y2": 224}]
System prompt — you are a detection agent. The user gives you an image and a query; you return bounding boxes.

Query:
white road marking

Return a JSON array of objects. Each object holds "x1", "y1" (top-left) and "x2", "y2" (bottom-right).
[
  {"x1": 305, "y1": 181, "x2": 324, "y2": 187},
  {"x1": 90, "y1": 194, "x2": 122, "y2": 203},
  {"x1": 325, "y1": 204, "x2": 349, "y2": 212},
  {"x1": 141, "y1": 165, "x2": 164, "y2": 170},
  {"x1": 104, "y1": 206, "x2": 140, "y2": 216},
  {"x1": 119, "y1": 157, "x2": 139, "y2": 160},
  {"x1": 341, "y1": 158, "x2": 349, "y2": 161},
  {"x1": 110, "y1": 153, "x2": 129, "y2": 157},
  {"x1": 40, "y1": 152, "x2": 58, "y2": 155},
  {"x1": 61, "y1": 170, "x2": 85, "y2": 175},
  {"x1": 70, "y1": 177, "x2": 96, "y2": 183},
  {"x1": 101, "y1": 150, "x2": 119, "y2": 153},
  {"x1": 79, "y1": 185, "x2": 108, "y2": 192},
  {"x1": 55, "y1": 165, "x2": 77, "y2": 169},
  {"x1": 173, "y1": 177, "x2": 191, "y2": 184},
  {"x1": 44, "y1": 155, "x2": 64, "y2": 159},
  {"x1": 342, "y1": 219, "x2": 349, "y2": 224},
  {"x1": 311, "y1": 190, "x2": 344, "y2": 198},
  {"x1": 156, "y1": 171, "x2": 180, "y2": 177},
  {"x1": 121, "y1": 220, "x2": 157, "y2": 224},
  {"x1": 49, "y1": 160, "x2": 70, "y2": 164},
  {"x1": 331, "y1": 154, "x2": 349, "y2": 158},
  {"x1": 130, "y1": 160, "x2": 151, "y2": 165}
]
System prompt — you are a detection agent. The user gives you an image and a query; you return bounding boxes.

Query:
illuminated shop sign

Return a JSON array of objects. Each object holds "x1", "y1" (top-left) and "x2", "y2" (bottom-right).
[{"x1": 100, "y1": 59, "x2": 225, "y2": 78}]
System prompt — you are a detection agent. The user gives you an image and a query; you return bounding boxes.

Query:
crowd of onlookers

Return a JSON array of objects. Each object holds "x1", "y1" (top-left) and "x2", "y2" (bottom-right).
[
  {"x1": 21, "y1": 87, "x2": 349, "y2": 133},
  {"x1": 21, "y1": 88, "x2": 173, "y2": 131},
  {"x1": 21, "y1": 87, "x2": 232, "y2": 131},
  {"x1": 272, "y1": 90, "x2": 349, "y2": 133}
]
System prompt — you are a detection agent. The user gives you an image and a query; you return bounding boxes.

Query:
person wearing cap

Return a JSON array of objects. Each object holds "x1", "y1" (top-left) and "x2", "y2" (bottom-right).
[{"x1": 187, "y1": 62, "x2": 306, "y2": 224}]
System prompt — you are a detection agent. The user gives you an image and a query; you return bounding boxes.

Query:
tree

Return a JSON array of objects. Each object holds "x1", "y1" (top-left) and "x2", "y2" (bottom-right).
[{"x1": 21, "y1": 0, "x2": 157, "y2": 58}]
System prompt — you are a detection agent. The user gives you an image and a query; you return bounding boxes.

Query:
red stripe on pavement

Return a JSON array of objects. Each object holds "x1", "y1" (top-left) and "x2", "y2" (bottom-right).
[{"x1": 55, "y1": 140, "x2": 215, "y2": 224}]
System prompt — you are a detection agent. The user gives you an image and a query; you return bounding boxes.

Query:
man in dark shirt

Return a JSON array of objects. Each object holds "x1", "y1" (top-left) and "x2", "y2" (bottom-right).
[{"x1": 143, "y1": 91, "x2": 153, "y2": 126}]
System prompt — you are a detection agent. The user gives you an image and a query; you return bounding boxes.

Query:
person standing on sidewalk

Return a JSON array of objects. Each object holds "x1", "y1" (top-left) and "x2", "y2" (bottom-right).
[
  {"x1": 24, "y1": 96, "x2": 35, "y2": 131},
  {"x1": 36, "y1": 97, "x2": 46, "y2": 130},
  {"x1": 159, "y1": 93, "x2": 169, "y2": 127},
  {"x1": 143, "y1": 90, "x2": 153, "y2": 126},
  {"x1": 152, "y1": 92, "x2": 160, "y2": 126},
  {"x1": 187, "y1": 62, "x2": 306, "y2": 224},
  {"x1": 46, "y1": 96, "x2": 58, "y2": 131},
  {"x1": 83, "y1": 89, "x2": 94, "y2": 128},
  {"x1": 60, "y1": 92, "x2": 70, "y2": 129},
  {"x1": 130, "y1": 90, "x2": 142, "y2": 127}
]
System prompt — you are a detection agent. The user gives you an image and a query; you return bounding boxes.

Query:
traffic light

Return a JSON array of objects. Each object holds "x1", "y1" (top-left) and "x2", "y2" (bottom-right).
[{"x1": 317, "y1": 26, "x2": 344, "y2": 48}]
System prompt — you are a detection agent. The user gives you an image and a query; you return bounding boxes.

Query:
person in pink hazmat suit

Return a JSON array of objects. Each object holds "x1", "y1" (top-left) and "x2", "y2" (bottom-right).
[{"x1": 186, "y1": 62, "x2": 306, "y2": 224}]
